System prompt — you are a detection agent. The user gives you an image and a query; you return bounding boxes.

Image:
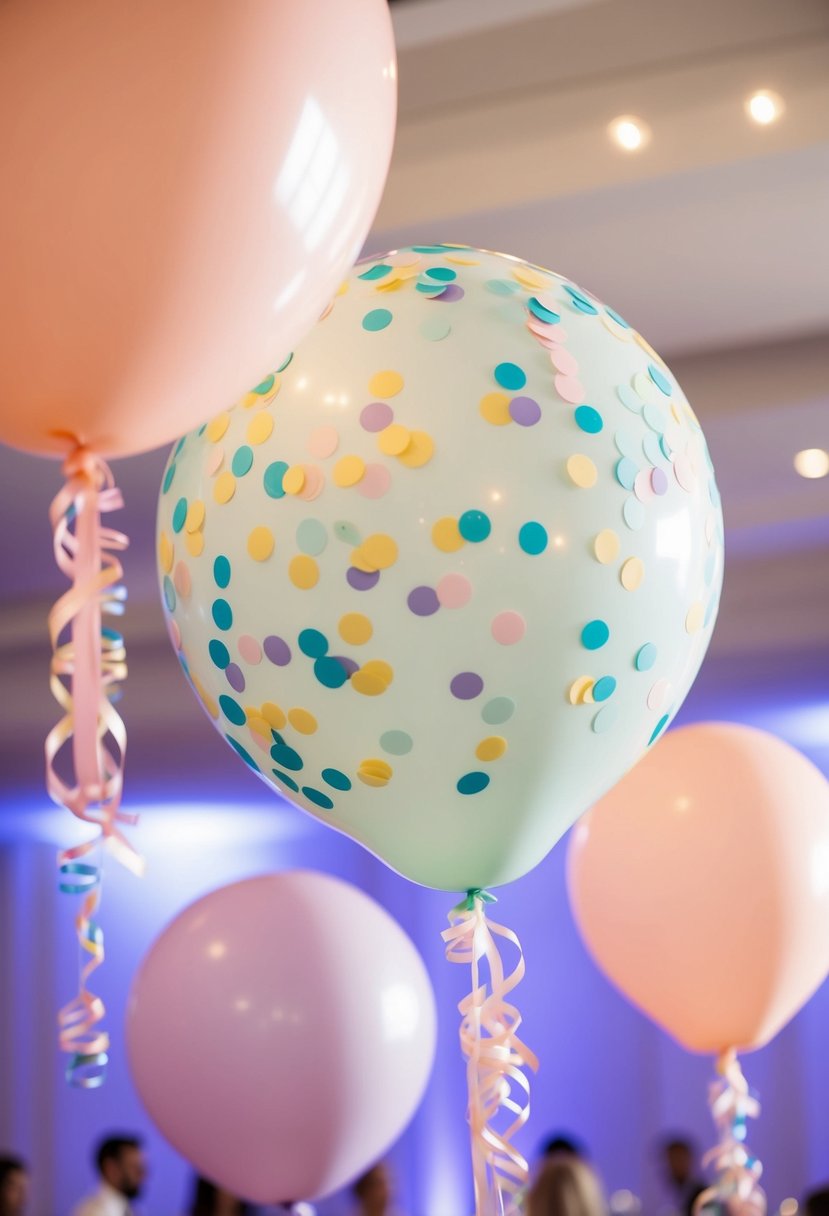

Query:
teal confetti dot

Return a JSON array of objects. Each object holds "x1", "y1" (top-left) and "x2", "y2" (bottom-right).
[
  {"x1": 362, "y1": 308, "x2": 393, "y2": 332},
  {"x1": 519, "y1": 522, "x2": 548, "y2": 555},
  {"x1": 643, "y1": 402, "x2": 667, "y2": 434},
  {"x1": 635, "y1": 643, "x2": 658, "y2": 671},
  {"x1": 459, "y1": 510, "x2": 491, "y2": 543},
  {"x1": 212, "y1": 599, "x2": 232, "y2": 631},
  {"x1": 172, "y1": 498, "x2": 187, "y2": 533},
  {"x1": 273, "y1": 768, "x2": 299, "y2": 793},
  {"x1": 660, "y1": 434, "x2": 673, "y2": 460},
  {"x1": 162, "y1": 464, "x2": 176, "y2": 494},
  {"x1": 614, "y1": 427, "x2": 638, "y2": 457},
  {"x1": 380, "y1": 730, "x2": 413, "y2": 756},
  {"x1": 581, "y1": 620, "x2": 610, "y2": 650},
  {"x1": 528, "y1": 297, "x2": 560, "y2": 324},
  {"x1": 457, "y1": 771, "x2": 490, "y2": 796},
  {"x1": 253, "y1": 373, "x2": 275, "y2": 395},
  {"x1": 420, "y1": 316, "x2": 452, "y2": 342},
  {"x1": 592, "y1": 676, "x2": 617, "y2": 702},
  {"x1": 264, "y1": 461, "x2": 289, "y2": 498},
  {"x1": 213, "y1": 555, "x2": 231, "y2": 588},
  {"x1": 322, "y1": 768, "x2": 352, "y2": 791},
  {"x1": 648, "y1": 364, "x2": 672, "y2": 396},
  {"x1": 276, "y1": 353, "x2": 293, "y2": 372},
  {"x1": 575, "y1": 405, "x2": 603, "y2": 434},
  {"x1": 162, "y1": 576, "x2": 176, "y2": 612},
  {"x1": 494, "y1": 362, "x2": 527, "y2": 391},
  {"x1": 219, "y1": 695, "x2": 246, "y2": 726},
  {"x1": 232, "y1": 445, "x2": 254, "y2": 477},
  {"x1": 605, "y1": 306, "x2": 630, "y2": 329},
  {"x1": 704, "y1": 596, "x2": 718, "y2": 628},
  {"x1": 296, "y1": 518, "x2": 328, "y2": 556},
  {"x1": 649, "y1": 714, "x2": 670, "y2": 745},
  {"x1": 623, "y1": 497, "x2": 645, "y2": 531},
  {"x1": 563, "y1": 285, "x2": 599, "y2": 315},
  {"x1": 303, "y1": 786, "x2": 334, "y2": 810},
  {"x1": 615, "y1": 457, "x2": 638, "y2": 490},
  {"x1": 482, "y1": 697, "x2": 515, "y2": 725},
  {"x1": 271, "y1": 743, "x2": 303, "y2": 771},
  {"x1": 314, "y1": 656, "x2": 348, "y2": 688},
  {"x1": 592, "y1": 705, "x2": 619, "y2": 734},
  {"x1": 426, "y1": 266, "x2": 456, "y2": 282},
  {"x1": 228, "y1": 737, "x2": 260, "y2": 771},
  {"x1": 174, "y1": 436, "x2": 186, "y2": 457},
  {"x1": 485, "y1": 279, "x2": 520, "y2": 297},
  {"x1": 358, "y1": 263, "x2": 392, "y2": 281},
  {"x1": 617, "y1": 384, "x2": 643, "y2": 414},
  {"x1": 642, "y1": 433, "x2": 663, "y2": 466},
  {"x1": 209, "y1": 639, "x2": 230, "y2": 669},
  {"x1": 299, "y1": 629, "x2": 328, "y2": 658},
  {"x1": 334, "y1": 520, "x2": 362, "y2": 545}
]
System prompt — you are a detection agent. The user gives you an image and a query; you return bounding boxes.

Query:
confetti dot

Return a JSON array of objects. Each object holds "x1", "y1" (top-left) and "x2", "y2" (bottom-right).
[
  {"x1": 432, "y1": 517, "x2": 464, "y2": 553},
  {"x1": 362, "y1": 308, "x2": 393, "y2": 332},
  {"x1": 380, "y1": 730, "x2": 413, "y2": 756},
  {"x1": 212, "y1": 599, "x2": 232, "y2": 631},
  {"x1": 232, "y1": 445, "x2": 254, "y2": 477},
  {"x1": 459, "y1": 510, "x2": 491, "y2": 543},
  {"x1": 314, "y1": 656, "x2": 350, "y2": 688},
  {"x1": 566, "y1": 454, "x2": 597, "y2": 488},
  {"x1": 184, "y1": 531, "x2": 204, "y2": 558},
  {"x1": 338, "y1": 613, "x2": 373, "y2": 645},
  {"x1": 299, "y1": 629, "x2": 328, "y2": 658},
  {"x1": 228, "y1": 737, "x2": 259, "y2": 770},
  {"x1": 647, "y1": 678, "x2": 672, "y2": 711},
  {"x1": 238, "y1": 635, "x2": 262, "y2": 665},
  {"x1": 615, "y1": 428, "x2": 638, "y2": 457},
  {"x1": 623, "y1": 497, "x2": 645, "y2": 531},
  {"x1": 358, "y1": 534, "x2": 398, "y2": 570},
  {"x1": 173, "y1": 561, "x2": 191, "y2": 598},
  {"x1": 482, "y1": 697, "x2": 515, "y2": 725},
  {"x1": 615, "y1": 457, "x2": 638, "y2": 490},
  {"x1": 351, "y1": 669, "x2": 388, "y2": 696},
  {"x1": 476, "y1": 736, "x2": 507, "y2": 761},
  {"x1": 307, "y1": 425, "x2": 339, "y2": 458},
  {"x1": 457, "y1": 772, "x2": 490, "y2": 795},
  {"x1": 264, "y1": 461, "x2": 289, "y2": 498},
  {"x1": 158, "y1": 532, "x2": 174, "y2": 574},
  {"x1": 302, "y1": 786, "x2": 334, "y2": 810},
  {"x1": 219, "y1": 695, "x2": 246, "y2": 727},
  {"x1": 263, "y1": 636, "x2": 291, "y2": 666},
  {"x1": 685, "y1": 601, "x2": 704, "y2": 634},
  {"x1": 569, "y1": 676, "x2": 594, "y2": 705},
  {"x1": 347, "y1": 566, "x2": 380, "y2": 591},
  {"x1": 214, "y1": 472, "x2": 236, "y2": 504},
  {"x1": 492, "y1": 611, "x2": 525, "y2": 645},
  {"x1": 451, "y1": 672, "x2": 483, "y2": 700},
  {"x1": 592, "y1": 676, "x2": 616, "y2": 702},
  {"x1": 420, "y1": 316, "x2": 452, "y2": 341},
  {"x1": 378, "y1": 424, "x2": 411, "y2": 456},
  {"x1": 360, "y1": 402, "x2": 394, "y2": 432},
  {"x1": 322, "y1": 768, "x2": 352, "y2": 791},
  {"x1": 649, "y1": 364, "x2": 672, "y2": 396},
  {"x1": 296, "y1": 519, "x2": 327, "y2": 556},
  {"x1": 225, "y1": 664, "x2": 245, "y2": 693},
  {"x1": 555, "y1": 375, "x2": 586, "y2": 405},
  {"x1": 357, "y1": 758, "x2": 393, "y2": 787},
  {"x1": 649, "y1": 714, "x2": 670, "y2": 745},
  {"x1": 635, "y1": 643, "x2": 658, "y2": 671},
  {"x1": 273, "y1": 769, "x2": 298, "y2": 792},
  {"x1": 620, "y1": 557, "x2": 644, "y2": 591},
  {"x1": 172, "y1": 498, "x2": 187, "y2": 533},
  {"x1": 593, "y1": 530, "x2": 620, "y2": 564},
  {"x1": 283, "y1": 465, "x2": 306, "y2": 495},
  {"x1": 162, "y1": 576, "x2": 176, "y2": 611},
  {"x1": 617, "y1": 384, "x2": 643, "y2": 414},
  {"x1": 185, "y1": 500, "x2": 205, "y2": 533},
  {"x1": 480, "y1": 392, "x2": 512, "y2": 426},
  {"x1": 247, "y1": 526, "x2": 274, "y2": 561},
  {"x1": 408, "y1": 585, "x2": 440, "y2": 616},
  {"x1": 162, "y1": 464, "x2": 176, "y2": 493},
  {"x1": 494, "y1": 362, "x2": 527, "y2": 391},
  {"x1": 575, "y1": 406, "x2": 603, "y2": 434},
  {"x1": 509, "y1": 396, "x2": 542, "y2": 426},
  {"x1": 651, "y1": 467, "x2": 669, "y2": 496},
  {"x1": 206, "y1": 413, "x2": 230, "y2": 442},
  {"x1": 436, "y1": 573, "x2": 472, "y2": 609},
  {"x1": 289, "y1": 556, "x2": 319, "y2": 589},
  {"x1": 519, "y1": 521, "x2": 548, "y2": 555},
  {"x1": 527, "y1": 297, "x2": 560, "y2": 324},
  {"x1": 356, "y1": 463, "x2": 392, "y2": 498},
  {"x1": 592, "y1": 705, "x2": 619, "y2": 734},
  {"x1": 288, "y1": 708, "x2": 318, "y2": 735},
  {"x1": 368, "y1": 370, "x2": 404, "y2": 398},
  {"x1": 209, "y1": 639, "x2": 230, "y2": 669},
  {"x1": 247, "y1": 412, "x2": 274, "y2": 446},
  {"x1": 581, "y1": 619, "x2": 609, "y2": 650},
  {"x1": 397, "y1": 430, "x2": 435, "y2": 469},
  {"x1": 271, "y1": 743, "x2": 303, "y2": 771},
  {"x1": 334, "y1": 455, "x2": 366, "y2": 487}
]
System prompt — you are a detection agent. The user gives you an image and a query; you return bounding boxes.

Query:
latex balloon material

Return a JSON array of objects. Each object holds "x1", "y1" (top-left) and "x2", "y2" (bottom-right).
[
  {"x1": 0, "y1": 0, "x2": 396, "y2": 459},
  {"x1": 568, "y1": 722, "x2": 829, "y2": 1054},
  {"x1": 126, "y1": 871, "x2": 436, "y2": 1204},
  {"x1": 156, "y1": 245, "x2": 723, "y2": 891}
]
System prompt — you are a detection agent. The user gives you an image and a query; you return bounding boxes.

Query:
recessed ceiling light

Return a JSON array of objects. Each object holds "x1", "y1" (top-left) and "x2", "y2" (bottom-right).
[
  {"x1": 608, "y1": 115, "x2": 650, "y2": 152},
  {"x1": 794, "y1": 448, "x2": 829, "y2": 479},
  {"x1": 746, "y1": 89, "x2": 784, "y2": 125}
]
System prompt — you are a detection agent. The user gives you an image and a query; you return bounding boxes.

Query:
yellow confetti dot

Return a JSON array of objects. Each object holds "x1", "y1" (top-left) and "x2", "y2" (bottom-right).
[
  {"x1": 378, "y1": 424, "x2": 412, "y2": 456},
  {"x1": 288, "y1": 708, "x2": 318, "y2": 735},
  {"x1": 248, "y1": 714, "x2": 271, "y2": 739},
  {"x1": 361, "y1": 659, "x2": 393, "y2": 686},
  {"x1": 261, "y1": 702, "x2": 287, "y2": 730},
  {"x1": 476, "y1": 736, "x2": 508, "y2": 761},
  {"x1": 432, "y1": 517, "x2": 465, "y2": 553},
  {"x1": 158, "y1": 532, "x2": 174, "y2": 574},
  {"x1": 566, "y1": 454, "x2": 598, "y2": 488},
  {"x1": 247, "y1": 412, "x2": 274, "y2": 445},
  {"x1": 184, "y1": 530, "x2": 205, "y2": 558},
  {"x1": 206, "y1": 412, "x2": 230, "y2": 443},
  {"x1": 593, "y1": 530, "x2": 620, "y2": 564},
  {"x1": 247, "y1": 525, "x2": 274, "y2": 561},
  {"x1": 283, "y1": 465, "x2": 306, "y2": 495},
  {"x1": 333, "y1": 455, "x2": 366, "y2": 487},
  {"x1": 359, "y1": 534, "x2": 398, "y2": 571},
  {"x1": 289, "y1": 555, "x2": 319, "y2": 589},
  {"x1": 685, "y1": 601, "x2": 704, "y2": 634},
  {"x1": 185, "y1": 499, "x2": 205, "y2": 533},
  {"x1": 671, "y1": 403, "x2": 683, "y2": 425},
  {"x1": 397, "y1": 430, "x2": 435, "y2": 468},
  {"x1": 375, "y1": 276, "x2": 406, "y2": 294},
  {"x1": 338, "y1": 613, "x2": 373, "y2": 645},
  {"x1": 357, "y1": 758, "x2": 393, "y2": 787},
  {"x1": 213, "y1": 471, "x2": 236, "y2": 504},
  {"x1": 368, "y1": 370, "x2": 404, "y2": 398},
  {"x1": 479, "y1": 391, "x2": 512, "y2": 427},
  {"x1": 444, "y1": 254, "x2": 480, "y2": 266},
  {"x1": 568, "y1": 676, "x2": 595, "y2": 706},
  {"x1": 336, "y1": 279, "x2": 349, "y2": 296},
  {"x1": 620, "y1": 557, "x2": 645, "y2": 591},
  {"x1": 351, "y1": 671, "x2": 387, "y2": 696},
  {"x1": 513, "y1": 265, "x2": 548, "y2": 290}
]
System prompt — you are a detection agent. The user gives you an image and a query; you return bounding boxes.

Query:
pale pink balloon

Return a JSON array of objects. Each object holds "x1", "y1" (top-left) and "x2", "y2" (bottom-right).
[
  {"x1": 568, "y1": 723, "x2": 829, "y2": 1054},
  {"x1": 126, "y1": 871, "x2": 436, "y2": 1204},
  {"x1": 0, "y1": 0, "x2": 396, "y2": 459}
]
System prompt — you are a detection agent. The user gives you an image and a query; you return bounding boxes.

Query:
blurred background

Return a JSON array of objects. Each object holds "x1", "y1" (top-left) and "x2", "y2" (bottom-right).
[{"x1": 1, "y1": 0, "x2": 828, "y2": 1212}]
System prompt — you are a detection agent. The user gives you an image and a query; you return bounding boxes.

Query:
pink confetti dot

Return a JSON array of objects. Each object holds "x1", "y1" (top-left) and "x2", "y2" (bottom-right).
[
  {"x1": 168, "y1": 618, "x2": 181, "y2": 650},
  {"x1": 647, "y1": 678, "x2": 672, "y2": 711},
  {"x1": 299, "y1": 465, "x2": 325, "y2": 501},
  {"x1": 436, "y1": 573, "x2": 473, "y2": 609},
  {"x1": 173, "y1": 561, "x2": 191, "y2": 598},
  {"x1": 673, "y1": 453, "x2": 697, "y2": 493},
  {"x1": 249, "y1": 726, "x2": 271, "y2": 753},
  {"x1": 554, "y1": 374, "x2": 586, "y2": 404},
  {"x1": 491, "y1": 610, "x2": 526, "y2": 645},
  {"x1": 356, "y1": 463, "x2": 392, "y2": 499},
  {"x1": 307, "y1": 426, "x2": 339, "y2": 459},
  {"x1": 360, "y1": 402, "x2": 394, "y2": 432},
  {"x1": 550, "y1": 347, "x2": 579, "y2": 376},
  {"x1": 238, "y1": 635, "x2": 262, "y2": 665},
  {"x1": 634, "y1": 469, "x2": 654, "y2": 502}
]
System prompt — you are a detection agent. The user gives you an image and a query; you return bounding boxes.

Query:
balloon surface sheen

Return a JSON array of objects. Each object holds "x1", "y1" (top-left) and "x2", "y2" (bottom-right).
[
  {"x1": 0, "y1": 0, "x2": 396, "y2": 458},
  {"x1": 568, "y1": 722, "x2": 829, "y2": 1054},
  {"x1": 157, "y1": 245, "x2": 723, "y2": 890},
  {"x1": 127, "y1": 871, "x2": 436, "y2": 1204}
]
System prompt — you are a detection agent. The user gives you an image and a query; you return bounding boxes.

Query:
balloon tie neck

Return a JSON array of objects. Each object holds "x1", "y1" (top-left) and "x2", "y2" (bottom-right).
[
  {"x1": 693, "y1": 1050, "x2": 765, "y2": 1216},
  {"x1": 443, "y1": 893, "x2": 538, "y2": 1216},
  {"x1": 48, "y1": 452, "x2": 142, "y2": 1087}
]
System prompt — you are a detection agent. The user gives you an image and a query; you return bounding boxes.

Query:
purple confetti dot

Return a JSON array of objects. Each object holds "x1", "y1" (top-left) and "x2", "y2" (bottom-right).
[
  {"x1": 225, "y1": 663, "x2": 246, "y2": 693},
  {"x1": 360, "y1": 402, "x2": 394, "y2": 433},
  {"x1": 263, "y1": 635, "x2": 291, "y2": 666},
  {"x1": 509, "y1": 395, "x2": 542, "y2": 426},
  {"x1": 407, "y1": 585, "x2": 440, "y2": 616},
  {"x1": 431, "y1": 284, "x2": 465, "y2": 303},
  {"x1": 450, "y1": 671, "x2": 484, "y2": 700},
  {"x1": 331, "y1": 655, "x2": 359, "y2": 677},
  {"x1": 347, "y1": 566, "x2": 381, "y2": 591},
  {"x1": 651, "y1": 467, "x2": 668, "y2": 496}
]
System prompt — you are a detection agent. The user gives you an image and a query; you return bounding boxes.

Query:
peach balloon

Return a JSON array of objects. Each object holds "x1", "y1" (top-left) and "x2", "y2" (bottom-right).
[
  {"x1": 568, "y1": 722, "x2": 829, "y2": 1054},
  {"x1": 0, "y1": 0, "x2": 396, "y2": 459}
]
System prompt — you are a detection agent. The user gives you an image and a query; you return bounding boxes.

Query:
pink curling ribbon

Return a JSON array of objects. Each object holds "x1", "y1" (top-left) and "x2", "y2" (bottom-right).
[
  {"x1": 443, "y1": 890, "x2": 539, "y2": 1216},
  {"x1": 46, "y1": 444, "x2": 143, "y2": 1088},
  {"x1": 694, "y1": 1049, "x2": 765, "y2": 1216}
]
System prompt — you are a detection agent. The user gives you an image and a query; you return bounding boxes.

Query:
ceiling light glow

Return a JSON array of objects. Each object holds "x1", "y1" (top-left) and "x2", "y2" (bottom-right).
[
  {"x1": 746, "y1": 90, "x2": 784, "y2": 125},
  {"x1": 608, "y1": 115, "x2": 650, "y2": 152},
  {"x1": 794, "y1": 448, "x2": 829, "y2": 479}
]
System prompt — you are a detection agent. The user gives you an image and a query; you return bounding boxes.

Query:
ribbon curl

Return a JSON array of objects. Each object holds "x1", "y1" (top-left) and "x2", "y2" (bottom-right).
[
  {"x1": 46, "y1": 445, "x2": 143, "y2": 1087},
  {"x1": 443, "y1": 890, "x2": 539, "y2": 1216},
  {"x1": 694, "y1": 1049, "x2": 765, "y2": 1216}
]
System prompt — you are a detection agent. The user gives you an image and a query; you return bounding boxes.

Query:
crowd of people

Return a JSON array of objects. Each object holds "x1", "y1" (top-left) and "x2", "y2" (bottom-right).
[{"x1": 2, "y1": 1133, "x2": 829, "y2": 1216}]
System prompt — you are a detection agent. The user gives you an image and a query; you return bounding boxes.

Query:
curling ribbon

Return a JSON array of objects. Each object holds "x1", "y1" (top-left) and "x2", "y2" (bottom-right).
[
  {"x1": 443, "y1": 890, "x2": 539, "y2": 1216},
  {"x1": 46, "y1": 444, "x2": 144, "y2": 1087},
  {"x1": 694, "y1": 1048, "x2": 766, "y2": 1216}
]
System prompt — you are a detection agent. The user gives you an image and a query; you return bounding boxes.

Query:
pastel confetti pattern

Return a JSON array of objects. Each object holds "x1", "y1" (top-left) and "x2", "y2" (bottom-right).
[{"x1": 157, "y1": 246, "x2": 723, "y2": 891}]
